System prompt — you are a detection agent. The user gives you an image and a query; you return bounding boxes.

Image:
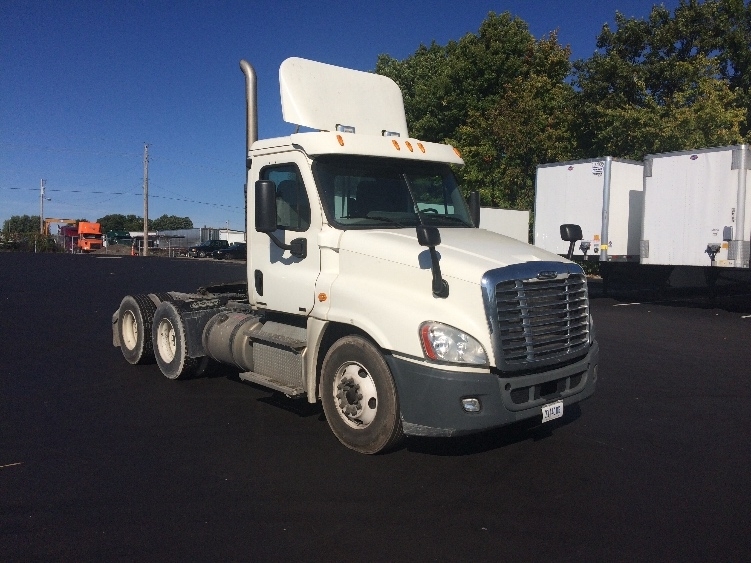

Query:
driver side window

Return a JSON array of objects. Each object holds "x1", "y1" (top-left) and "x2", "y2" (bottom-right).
[{"x1": 261, "y1": 165, "x2": 311, "y2": 232}]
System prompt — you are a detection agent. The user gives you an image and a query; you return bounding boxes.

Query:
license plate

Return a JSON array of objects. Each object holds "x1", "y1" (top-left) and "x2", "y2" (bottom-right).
[{"x1": 541, "y1": 400, "x2": 563, "y2": 423}]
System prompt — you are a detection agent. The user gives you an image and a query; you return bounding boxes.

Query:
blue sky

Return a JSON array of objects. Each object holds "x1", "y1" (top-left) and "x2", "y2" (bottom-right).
[{"x1": 1, "y1": 0, "x2": 680, "y2": 230}]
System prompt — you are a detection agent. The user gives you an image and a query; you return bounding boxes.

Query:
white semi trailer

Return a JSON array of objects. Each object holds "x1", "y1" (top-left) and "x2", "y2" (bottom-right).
[
  {"x1": 534, "y1": 157, "x2": 644, "y2": 262},
  {"x1": 112, "y1": 57, "x2": 599, "y2": 454},
  {"x1": 641, "y1": 145, "x2": 750, "y2": 269}
]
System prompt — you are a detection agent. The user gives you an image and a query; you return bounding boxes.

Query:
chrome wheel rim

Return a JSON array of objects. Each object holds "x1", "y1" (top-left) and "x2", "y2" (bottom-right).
[{"x1": 333, "y1": 362, "x2": 378, "y2": 429}]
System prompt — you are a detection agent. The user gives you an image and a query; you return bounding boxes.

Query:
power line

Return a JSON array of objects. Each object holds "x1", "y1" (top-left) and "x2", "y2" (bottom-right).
[
  {"x1": 0, "y1": 186, "x2": 243, "y2": 210},
  {"x1": 0, "y1": 141, "x2": 141, "y2": 158}
]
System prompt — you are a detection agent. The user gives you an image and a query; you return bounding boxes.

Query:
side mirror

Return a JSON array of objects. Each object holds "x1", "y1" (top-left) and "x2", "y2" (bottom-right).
[
  {"x1": 255, "y1": 180, "x2": 277, "y2": 233},
  {"x1": 560, "y1": 224, "x2": 583, "y2": 242},
  {"x1": 416, "y1": 225, "x2": 448, "y2": 298},
  {"x1": 560, "y1": 224, "x2": 583, "y2": 261},
  {"x1": 469, "y1": 191, "x2": 480, "y2": 228},
  {"x1": 416, "y1": 225, "x2": 441, "y2": 247}
]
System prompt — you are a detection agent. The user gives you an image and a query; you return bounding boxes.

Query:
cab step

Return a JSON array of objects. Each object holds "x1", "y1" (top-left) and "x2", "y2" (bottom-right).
[{"x1": 239, "y1": 371, "x2": 305, "y2": 398}]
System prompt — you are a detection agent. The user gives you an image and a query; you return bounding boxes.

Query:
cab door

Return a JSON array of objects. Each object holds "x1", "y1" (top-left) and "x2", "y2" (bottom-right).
[{"x1": 248, "y1": 153, "x2": 321, "y2": 315}]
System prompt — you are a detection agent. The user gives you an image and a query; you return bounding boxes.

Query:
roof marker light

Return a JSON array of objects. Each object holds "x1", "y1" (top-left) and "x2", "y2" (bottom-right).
[
  {"x1": 336, "y1": 124, "x2": 356, "y2": 134},
  {"x1": 417, "y1": 143, "x2": 426, "y2": 153},
  {"x1": 453, "y1": 147, "x2": 462, "y2": 157},
  {"x1": 392, "y1": 140, "x2": 401, "y2": 151},
  {"x1": 336, "y1": 135, "x2": 345, "y2": 146},
  {"x1": 405, "y1": 141, "x2": 414, "y2": 152}
]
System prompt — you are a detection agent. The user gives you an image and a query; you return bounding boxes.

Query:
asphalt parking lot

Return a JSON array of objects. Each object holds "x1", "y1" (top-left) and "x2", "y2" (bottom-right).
[{"x1": 1, "y1": 252, "x2": 750, "y2": 561}]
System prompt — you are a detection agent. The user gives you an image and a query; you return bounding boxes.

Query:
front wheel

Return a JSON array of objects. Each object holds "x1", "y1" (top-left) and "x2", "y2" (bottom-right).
[
  {"x1": 320, "y1": 336, "x2": 403, "y2": 454},
  {"x1": 152, "y1": 301, "x2": 203, "y2": 380}
]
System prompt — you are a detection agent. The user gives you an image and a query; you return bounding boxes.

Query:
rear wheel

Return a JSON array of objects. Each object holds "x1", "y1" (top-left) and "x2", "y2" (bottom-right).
[
  {"x1": 152, "y1": 301, "x2": 202, "y2": 380},
  {"x1": 118, "y1": 294, "x2": 157, "y2": 364},
  {"x1": 321, "y1": 336, "x2": 403, "y2": 454}
]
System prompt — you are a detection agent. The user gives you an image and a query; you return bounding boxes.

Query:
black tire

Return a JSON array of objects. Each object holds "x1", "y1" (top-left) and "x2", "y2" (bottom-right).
[
  {"x1": 151, "y1": 301, "x2": 201, "y2": 380},
  {"x1": 150, "y1": 292, "x2": 173, "y2": 304},
  {"x1": 118, "y1": 294, "x2": 157, "y2": 365},
  {"x1": 198, "y1": 251, "x2": 206, "y2": 258},
  {"x1": 320, "y1": 336, "x2": 404, "y2": 454}
]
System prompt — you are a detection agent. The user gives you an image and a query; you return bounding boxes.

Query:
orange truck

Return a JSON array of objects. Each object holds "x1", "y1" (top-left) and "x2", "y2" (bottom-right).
[{"x1": 77, "y1": 222, "x2": 103, "y2": 252}]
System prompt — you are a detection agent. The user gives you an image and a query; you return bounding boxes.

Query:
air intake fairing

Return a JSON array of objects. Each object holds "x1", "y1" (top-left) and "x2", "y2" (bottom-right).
[{"x1": 481, "y1": 262, "x2": 590, "y2": 372}]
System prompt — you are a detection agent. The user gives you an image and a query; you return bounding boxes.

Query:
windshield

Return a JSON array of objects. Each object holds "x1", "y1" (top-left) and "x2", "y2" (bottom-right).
[{"x1": 313, "y1": 156, "x2": 473, "y2": 229}]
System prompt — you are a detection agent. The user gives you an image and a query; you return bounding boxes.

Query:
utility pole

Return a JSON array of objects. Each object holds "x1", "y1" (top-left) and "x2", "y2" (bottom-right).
[
  {"x1": 39, "y1": 179, "x2": 46, "y2": 234},
  {"x1": 143, "y1": 143, "x2": 149, "y2": 256}
]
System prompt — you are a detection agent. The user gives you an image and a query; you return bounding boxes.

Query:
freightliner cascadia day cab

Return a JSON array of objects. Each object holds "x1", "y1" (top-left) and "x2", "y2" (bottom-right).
[{"x1": 112, "y1": 58, "x2": 599, "y2": 454}]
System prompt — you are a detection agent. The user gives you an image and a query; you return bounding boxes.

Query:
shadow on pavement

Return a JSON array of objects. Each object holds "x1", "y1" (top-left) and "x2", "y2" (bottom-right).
[{"x1": 403, "y1": 404, "x2": 582, "y2": 456}]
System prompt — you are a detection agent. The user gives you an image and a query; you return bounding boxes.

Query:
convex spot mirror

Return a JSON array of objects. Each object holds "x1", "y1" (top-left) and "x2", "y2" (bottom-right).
[
  {"x1": 416, "y1": 225, "x2": 441, "y2": 247},
  {"x1": 559, "y1": 224, "x2": 583, "y2": 242}
]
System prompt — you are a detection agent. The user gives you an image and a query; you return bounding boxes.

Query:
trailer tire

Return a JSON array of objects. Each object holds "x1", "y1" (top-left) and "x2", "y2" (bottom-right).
[
  {"x1": 321, "y1": 336, "x2": 404, "y2": 454},
  {"x1": 118, "y1": 294, "x2": 157, "y2": 365},
  {"x1": 152, "y1": 301, "x2": 201, "y2": 380}
]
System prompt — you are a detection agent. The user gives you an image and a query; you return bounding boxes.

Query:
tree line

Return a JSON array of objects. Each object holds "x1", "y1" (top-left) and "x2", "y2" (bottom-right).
[
  {"x1": 2, "y1": 214, "x2": 193, "y2": 235},
  {"x1": 375, "y1": 0, "x2": 750, "y2": 209}
]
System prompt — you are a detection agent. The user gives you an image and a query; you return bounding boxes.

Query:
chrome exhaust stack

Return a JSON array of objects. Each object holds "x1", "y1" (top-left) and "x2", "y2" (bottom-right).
[{"x1": 239, "y1": 60, "x2": 258, "y2": 155}]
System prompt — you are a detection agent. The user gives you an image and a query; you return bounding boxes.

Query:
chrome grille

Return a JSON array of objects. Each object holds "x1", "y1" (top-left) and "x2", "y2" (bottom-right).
[{"x1": 494, "y1": 273, "x2": 589, "y2": 367}]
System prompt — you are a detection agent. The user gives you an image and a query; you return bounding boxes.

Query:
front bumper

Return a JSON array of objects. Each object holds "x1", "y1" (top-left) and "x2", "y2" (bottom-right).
[{"x1": 385, "y1": 341, "x2": 599, "y2": 437}]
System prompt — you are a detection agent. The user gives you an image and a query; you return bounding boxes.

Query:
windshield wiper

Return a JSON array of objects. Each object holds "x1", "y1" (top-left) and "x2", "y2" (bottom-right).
[
  {"x1": 419, "y1": 214, "x2": 472, "y2": 226},
  {"x1": 338, "y1": 214, "x2": 415, "y2": 227},
  {"x1": 366, "y1": 214, "x2": 420, "y2": 227}
]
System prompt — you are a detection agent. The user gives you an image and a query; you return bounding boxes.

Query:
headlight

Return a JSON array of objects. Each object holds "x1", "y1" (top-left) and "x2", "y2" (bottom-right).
[{"x1": 419, "y1": 322, "x2": 488, "y2": 365}]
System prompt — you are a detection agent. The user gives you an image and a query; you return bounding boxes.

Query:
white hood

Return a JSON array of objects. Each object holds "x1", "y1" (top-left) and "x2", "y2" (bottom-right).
[{"x1": 338, "y1": 227, "x2": 569, "y2": 284}]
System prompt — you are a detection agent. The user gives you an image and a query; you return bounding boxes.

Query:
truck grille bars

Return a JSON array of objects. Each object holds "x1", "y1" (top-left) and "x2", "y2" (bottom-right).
[{"x1": 482, "y1": 262, "x2": 590, "y2": 371}]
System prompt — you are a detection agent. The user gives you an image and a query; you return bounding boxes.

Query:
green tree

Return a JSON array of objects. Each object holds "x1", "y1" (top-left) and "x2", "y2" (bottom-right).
[
  {"x1": 97, "y1": 213, "x2": 193, "y2": 232},
  {"x1": 97, "y1": 214, "x2": 129, "y2": 233},
  {"x1": 666, "y1": 0, "x2": 751, "y2": 137},
  {"x1": 376, "y1": 12, "x2": 576, "y2": 208},
  {"x1": 451, "y1": 36, "x2": 578, "y2": 208},
  {"x1": 151, "y1": 215, "x2": 193, "y2": 230},
  {"x1": 572, "y1": 1, "x2": 748, "y2": 159},
  {"x1": 3, "y1": 215, "x2": 41, "y2": 234}
]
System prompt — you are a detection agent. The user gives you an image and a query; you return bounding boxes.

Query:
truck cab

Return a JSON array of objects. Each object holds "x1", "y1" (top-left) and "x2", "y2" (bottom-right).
[
  {"x1": 113, "y1": 57, "x2": 598, "y2": 454},
  {"x1": 78, "y1": 221, "x2": 103, "y2": 252}
]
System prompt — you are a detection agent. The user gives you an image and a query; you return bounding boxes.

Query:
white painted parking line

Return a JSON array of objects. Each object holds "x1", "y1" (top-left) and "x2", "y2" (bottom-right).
[
  {"x1": 613, "y1": 303, "x2": 642, "y2": 307},
  {"x1": 0, "y1": 462, "x2": 22, "y2": 469}
]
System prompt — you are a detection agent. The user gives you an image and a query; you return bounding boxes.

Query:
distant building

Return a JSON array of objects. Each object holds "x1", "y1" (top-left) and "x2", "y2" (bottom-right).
[{"x1": 127, "y1": 227, "x2": 246, "y2": 249}]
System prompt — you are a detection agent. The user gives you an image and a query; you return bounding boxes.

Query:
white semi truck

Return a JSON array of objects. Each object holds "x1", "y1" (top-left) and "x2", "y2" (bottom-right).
[{"x1": 112, "y1": 57, "x2": 599, "y2": 454}]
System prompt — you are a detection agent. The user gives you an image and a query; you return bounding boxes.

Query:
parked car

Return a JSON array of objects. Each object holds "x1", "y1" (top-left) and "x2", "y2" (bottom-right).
[
  {"x1": 187, "y1": 239, "x2": 229, "y2": 258},
  {"x1": 213, "y1": 242, "x2": 247, "y2": 260}
]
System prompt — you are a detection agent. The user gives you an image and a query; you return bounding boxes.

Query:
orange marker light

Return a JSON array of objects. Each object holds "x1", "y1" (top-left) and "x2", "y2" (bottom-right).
[
  {"x1": 392, "y1": 140, "x2": 400, "y2": 151},
  {"x1": 336, "y1": 135, "x2": 345, "y2": 146},
  {"x1": 417, "y1": 143, "x2": 426, "y2": 153},
  {"x1": 405, "y1": 141, "x2": 413, "y2": 152},
  {"x1": 317, "y1": 293, "x2": 328, "y2": 302},
  {"x1": 453, "y1": 147, "x2": 461, "y2": 157}
]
